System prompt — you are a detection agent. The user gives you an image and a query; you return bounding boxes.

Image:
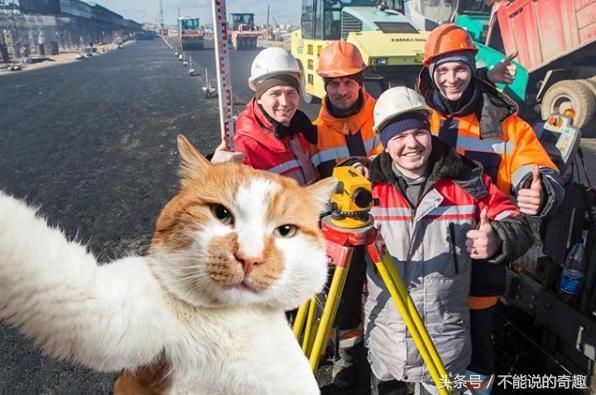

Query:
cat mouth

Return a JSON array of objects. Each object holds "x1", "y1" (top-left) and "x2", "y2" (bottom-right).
[{"x1": 230, "y1": 280, "x2": 257, "y2": 293}]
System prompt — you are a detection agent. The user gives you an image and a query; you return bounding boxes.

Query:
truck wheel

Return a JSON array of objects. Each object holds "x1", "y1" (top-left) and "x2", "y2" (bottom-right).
[{"x1": 541, "y1": 79, "x2": 596, "y2": 134}]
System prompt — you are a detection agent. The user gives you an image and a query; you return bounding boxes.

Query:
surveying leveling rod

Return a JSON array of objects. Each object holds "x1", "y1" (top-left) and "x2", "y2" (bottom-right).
[{"x1": 210, "y1": 0, "x2": 235, "y2": 150}]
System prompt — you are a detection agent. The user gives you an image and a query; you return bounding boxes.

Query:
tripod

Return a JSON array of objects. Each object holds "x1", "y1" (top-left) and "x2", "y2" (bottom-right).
[{"x1": 292, "y1": 170, "x2": 454, "y2": 395}]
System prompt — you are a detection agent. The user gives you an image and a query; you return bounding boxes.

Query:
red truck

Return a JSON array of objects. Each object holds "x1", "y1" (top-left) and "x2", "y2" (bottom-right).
[{"x1": 486, "y1": 0, "x2": 596, "y2": 134}]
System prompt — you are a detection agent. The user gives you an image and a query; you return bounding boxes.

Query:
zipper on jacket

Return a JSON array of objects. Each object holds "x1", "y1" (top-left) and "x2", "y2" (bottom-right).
[{"x1": 448, "y1": 222, "x2": 459, "y2": 274}]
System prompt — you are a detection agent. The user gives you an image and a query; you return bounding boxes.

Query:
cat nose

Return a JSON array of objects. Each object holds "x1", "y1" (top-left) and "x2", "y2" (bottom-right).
[{"x1": 234, "y1": 251, "x2": 263, "y2": 274}]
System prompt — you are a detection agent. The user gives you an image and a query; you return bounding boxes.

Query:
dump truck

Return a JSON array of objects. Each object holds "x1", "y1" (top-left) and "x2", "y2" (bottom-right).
[
  {"x1": 230, "y1": 13, "x2": 261, "y2": 50},
  {"x1": 291, "y1": 0, "x2": 428, "y2": 103},
  {"x1": 486, "y1": 0, "x2": 596, "y2": 134}
]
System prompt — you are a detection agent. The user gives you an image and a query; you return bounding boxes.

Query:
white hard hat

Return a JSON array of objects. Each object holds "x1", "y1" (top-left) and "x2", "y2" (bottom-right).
[
  {"x1": 248, "y1": 47, "x2": 302, "y2": 91},
  {"x1": 373, "y1": 87, "x2": 432, "y2": 133}
]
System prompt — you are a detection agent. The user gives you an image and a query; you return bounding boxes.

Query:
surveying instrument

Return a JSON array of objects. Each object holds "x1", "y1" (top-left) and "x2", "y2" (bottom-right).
[{"x1": 292, "y1": 166, "x2": 454, "y2": 395}]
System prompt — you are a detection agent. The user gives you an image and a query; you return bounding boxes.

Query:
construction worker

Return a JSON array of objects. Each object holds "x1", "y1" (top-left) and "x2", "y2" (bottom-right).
[
  {"x1": 234, "y1": 47, "x2": 318, "y2": 186},
  {"x1": 416, "y1": 24, "x2": 565, "y2": 393},
  {"x1": 366, "y1": 86, "x2": 533, "y2": 395},
  {"x1": 311, "y1": 41, "x2": 383, "y2": 388}
]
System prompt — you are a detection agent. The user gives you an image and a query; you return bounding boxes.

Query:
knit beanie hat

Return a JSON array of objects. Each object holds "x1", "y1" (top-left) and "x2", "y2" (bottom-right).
[
  {"x1": 380, "y1": 112, "x2": 430, "y2": 148},
  {"x1": 255, "y1": 74, "x2": 300, "y2": 99},
  {"x1": 429, "y1": 51, "x2": 477, "y2": 82}
]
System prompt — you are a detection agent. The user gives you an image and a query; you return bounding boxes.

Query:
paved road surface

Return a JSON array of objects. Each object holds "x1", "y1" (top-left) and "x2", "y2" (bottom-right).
[{"x1": 0, "y1": 39, "x2": 223, "y2": 395}]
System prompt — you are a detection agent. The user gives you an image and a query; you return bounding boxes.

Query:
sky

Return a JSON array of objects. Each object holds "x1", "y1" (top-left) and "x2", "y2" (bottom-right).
[{"x1": 97, "y1": 0, "x2": 302, "y2": 26}]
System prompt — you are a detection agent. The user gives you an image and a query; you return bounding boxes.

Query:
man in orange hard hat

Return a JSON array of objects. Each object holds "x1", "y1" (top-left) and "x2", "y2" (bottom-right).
[
  {"x1": 311, "y1": 41, "x2": 383, "y2": 389},
  {"x1": 417, "y1": 24, "x2": 564, "y2": 394}
]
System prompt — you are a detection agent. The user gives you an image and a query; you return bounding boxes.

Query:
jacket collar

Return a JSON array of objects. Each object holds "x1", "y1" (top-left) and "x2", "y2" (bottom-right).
[
  {"x1": 316, "y1": 89, "x2": 375, "y2": 135},
  {"x1": 370, "y1": 136, "x2": 488, "y2": 200},
  {"x1": 417, "y1": 67, "x2": 518, "y2": 140}
]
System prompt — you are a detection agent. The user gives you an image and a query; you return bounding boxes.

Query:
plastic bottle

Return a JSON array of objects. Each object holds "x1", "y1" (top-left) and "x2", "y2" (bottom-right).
[{"x1": 558, "y1": 239, "x2": 585, "y2": 304}]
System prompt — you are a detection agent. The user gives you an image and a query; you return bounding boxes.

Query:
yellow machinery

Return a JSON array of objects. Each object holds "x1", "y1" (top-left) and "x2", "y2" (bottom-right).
[
  {"x1": 178, "y1": 17, "x2": 204, "y2": 50},
  {"x1": 293, "y1": 166, "x2": 454, "y2": 394},
  {"x1": 230, "y1": 13, "x2": 261, "y2": 50},
  {"x1": 291, "y1": 1, "x2": 428, "y2": 103}
]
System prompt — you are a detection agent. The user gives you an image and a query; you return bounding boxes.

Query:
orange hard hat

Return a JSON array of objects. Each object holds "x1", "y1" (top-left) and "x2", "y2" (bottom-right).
[
  {"x1": 423, "y1": 24, "x2": 478, "y2": 66},
  {"x1": 317, "y1": 41, "x2": 366, "y2": 78}
]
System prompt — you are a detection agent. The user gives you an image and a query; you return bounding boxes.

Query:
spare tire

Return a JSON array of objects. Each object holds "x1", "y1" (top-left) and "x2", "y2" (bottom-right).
[{"x1": 541, "y1": 79, "x2": 596, "y2": 135}]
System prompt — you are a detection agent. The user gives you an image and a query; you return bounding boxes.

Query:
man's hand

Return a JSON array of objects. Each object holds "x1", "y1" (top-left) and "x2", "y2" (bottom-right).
[
  {"x1": 211, "y1": 141, "x2": 245, "y2": 164},
  {"x1": 466, "y1": 208, "x2": 500, "y2": 259},
  {"x1": 517, "y1": 166, "x2": 543, "y2": 215},
  {"x1": 487, "y1": 51, "x2": 518, "y2": 85}
]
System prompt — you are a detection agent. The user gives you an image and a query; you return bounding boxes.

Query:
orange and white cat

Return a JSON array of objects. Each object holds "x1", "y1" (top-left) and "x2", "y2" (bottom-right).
[{"x1": 0, "y1": 135, "x2": 335, "y2": 395}]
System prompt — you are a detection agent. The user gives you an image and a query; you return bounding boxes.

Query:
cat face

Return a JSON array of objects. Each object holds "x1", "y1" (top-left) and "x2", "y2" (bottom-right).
[{"x1": 149, "y1": 135, "x2": 335, "y2": 309}]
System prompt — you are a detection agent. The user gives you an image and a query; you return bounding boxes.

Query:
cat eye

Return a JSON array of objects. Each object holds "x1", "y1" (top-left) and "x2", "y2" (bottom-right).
[
  {"x1": 274, "y1": 224, "x2": 297, "y2": 238},
  {"x1": 209, "y1": 204, "x2": 234, "y2": 225}
]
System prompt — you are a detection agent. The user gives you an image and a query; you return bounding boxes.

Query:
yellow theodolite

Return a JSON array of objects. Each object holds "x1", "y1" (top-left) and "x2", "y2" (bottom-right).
[{"x1": 293, "y1": 166, "x2": 455, "y2": 395}]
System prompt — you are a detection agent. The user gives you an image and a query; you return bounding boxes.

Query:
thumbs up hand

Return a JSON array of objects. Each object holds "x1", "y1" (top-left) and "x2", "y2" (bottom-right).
[
  {"x1": 517, "y1": 166, "x2": 543, "y2": 216},
  {"x1": 487, "y1": 51, "x2": 518, "y2": 85},
  {"x1": 466, "y1": 208, "x2": 499, "y2": 259}
]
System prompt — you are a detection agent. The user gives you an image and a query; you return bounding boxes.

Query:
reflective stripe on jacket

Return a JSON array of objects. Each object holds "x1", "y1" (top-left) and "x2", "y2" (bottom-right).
[
  {"x1": 365, "y1": 139, "x2": 532, "y2": 383},
  {"x1": 234, "y1": 99, "x2": 318, "y2": 186},
  {"x1": 311, "y1": 90, "x2": 383, "y2": 178}
]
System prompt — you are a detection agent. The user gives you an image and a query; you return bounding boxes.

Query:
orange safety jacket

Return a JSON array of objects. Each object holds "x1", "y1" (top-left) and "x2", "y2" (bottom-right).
[
  {"x1": 311, "y1": 90, "x2": 383, "y2": 177},
  {"x1": 418, "y1": 71, "x2": 563, "y2": 310}
]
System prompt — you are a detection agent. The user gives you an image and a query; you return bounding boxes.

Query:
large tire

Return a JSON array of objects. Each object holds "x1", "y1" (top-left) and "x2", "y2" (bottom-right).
[{"x1": 541, "y1": 79, "x2": 596, "y2": 134}]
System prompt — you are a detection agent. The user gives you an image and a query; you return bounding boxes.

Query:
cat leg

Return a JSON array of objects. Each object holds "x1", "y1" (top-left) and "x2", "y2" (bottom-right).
[{"x1": 0, "y1": 191, "x2": 174, "y2": 372}]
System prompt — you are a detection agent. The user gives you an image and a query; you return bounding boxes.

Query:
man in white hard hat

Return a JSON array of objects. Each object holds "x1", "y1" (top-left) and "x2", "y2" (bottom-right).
[
  {"x1": 365, "y1": 87, "x2": 532, "y2": 395},
  {"x1": 233, "y1": 47, "x2": 318, "y2": 186}
]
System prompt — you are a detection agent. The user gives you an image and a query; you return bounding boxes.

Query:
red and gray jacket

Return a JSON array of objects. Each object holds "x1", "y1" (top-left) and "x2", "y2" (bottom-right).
[
  {"x1": 234, "y1": 99, "x2": 318, "y2": 186},
  {"x1": 364, "y1": 137, "x2": 532, "y2": 383}
]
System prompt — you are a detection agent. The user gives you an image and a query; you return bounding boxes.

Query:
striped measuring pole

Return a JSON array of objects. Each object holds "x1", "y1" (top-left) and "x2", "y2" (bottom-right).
[{"x1": 211, "y1": 0, "x2": 235, "y2": 150}]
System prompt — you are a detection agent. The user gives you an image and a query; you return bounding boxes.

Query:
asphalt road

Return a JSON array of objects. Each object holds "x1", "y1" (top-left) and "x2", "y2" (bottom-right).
[
  {"x1": 0, "y1": 39, "x2": 224, "y2": 395},
  {"x1": 0, "y1": 38, "x2": 595, "y2": 395}
]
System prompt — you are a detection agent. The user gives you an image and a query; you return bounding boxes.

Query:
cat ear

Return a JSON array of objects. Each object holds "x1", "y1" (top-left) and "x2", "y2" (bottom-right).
[
  {"x1": 177, "y1": 134, "x2": 211, "y2": 181},
  {"x1": 304, "y1": 177, "x2": 338, "y2": 214}
]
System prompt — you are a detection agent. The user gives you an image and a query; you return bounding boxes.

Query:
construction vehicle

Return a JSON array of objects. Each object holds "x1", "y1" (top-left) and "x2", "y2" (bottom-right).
[
  {"x1": 291, "y1": 0, "x2": 429, "y2": 103},
  {"x1": 486, "y1": 0, "x2": 596, "y2": 134},
  {"x1": 177, "y1": 17, "x2": 204, "y2": 50},
  {"x1": 230, "y1": 13, "x2": 261, "y2": 50}
]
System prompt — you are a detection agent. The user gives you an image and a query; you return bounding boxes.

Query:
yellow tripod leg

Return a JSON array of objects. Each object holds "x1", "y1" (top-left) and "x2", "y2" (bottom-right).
[
  {"x1": 381, "y1": 251, "x2": 451, "y2": 388},
  {"x1": 369, "y1": 245, "x2": 453, "y2": 395},
  {"x1": 293, "y1": 299, "x2": 310, "y2": 338},
  {"x1": 301, "y1": 296, "x2": 318, "y2": 354},
  {"x1": 308, "y1": 261, "x2": 351, "y2": 371}
]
